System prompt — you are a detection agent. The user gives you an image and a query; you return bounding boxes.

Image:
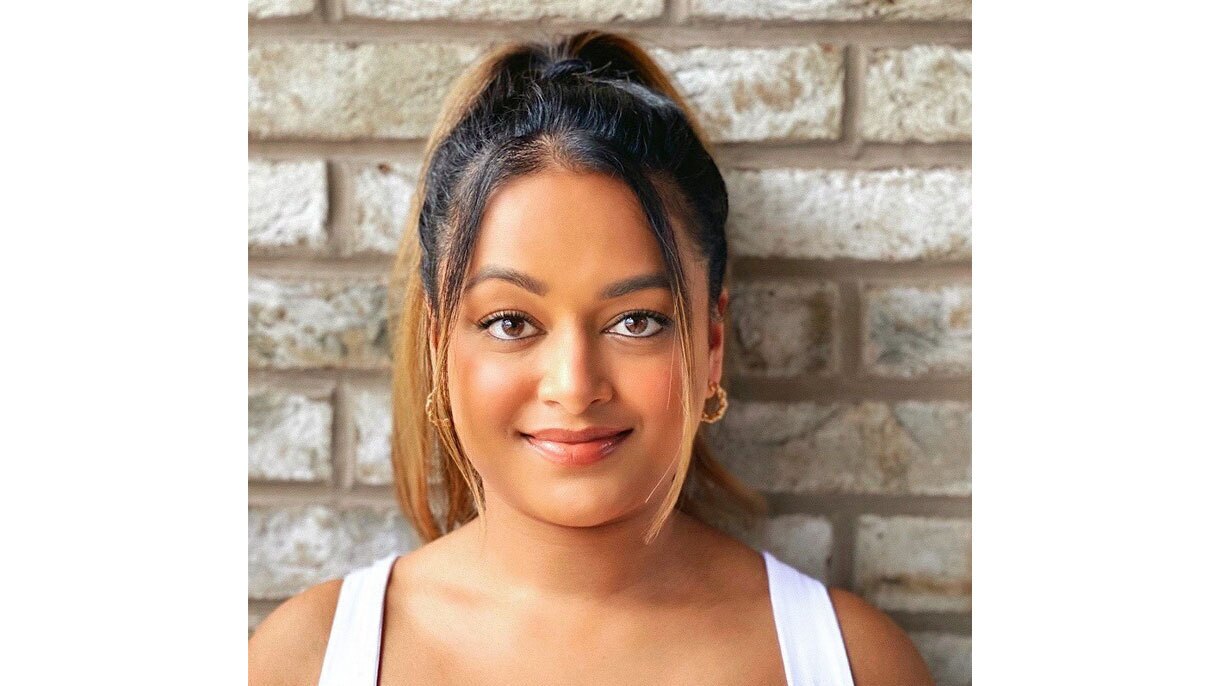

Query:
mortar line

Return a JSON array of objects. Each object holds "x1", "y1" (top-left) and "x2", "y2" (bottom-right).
[
  {"x1": 248, "y1": 256, "x2": 393, "y2": 277},
  {"x1": 321, "y1": 0, "x2": 343, "y2": 23},
  {"x1": 327, "y1": 160, "x2": 356, "y2": 256},
  {"x1": 250, "y1": 368, "x2": 389, "y2": 385},
  {"x1": 246, "y1": 255, "x2": 970, "y2": 279},
  {"x1": 727, "y1": 376, "x2": 970, "y2": 402},
  {"x1": 321, "y1": 160, "x2": 343, "y2": 256},
  {"x1": 829, "y1": 510, "x2": 856, "y2": 589},
  {"x1": 246, "y1": 373, "x2": 336, "y2": 395},
  {"x1": 763, "y1": 493, "x2": 970, "y2": 517},
  {"x1": 249, "y1": 140, "x2": 970, "y2": 169},
  {"x1": 888, "y1": 611, "x2": 972, "y2": 635},
  {"x1": 841, "y1": 43, "x2": 863, "y2": 157},
  {"x1": 332, "y1": 374, "x2": 356, "y2": 494},
  {"x1": 248, "y1": 21, "x2": 972, "y2": 46},
  {"x1": 838, "y1": 277, "x2": 864, "y2": 378},
  {"x1": 731, "y1": 258, "x2": 971, "y2": 281}
]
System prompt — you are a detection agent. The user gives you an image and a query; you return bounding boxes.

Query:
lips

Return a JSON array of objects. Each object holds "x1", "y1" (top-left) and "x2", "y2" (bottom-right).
[{"x1": 521, "y1": 427, "x2": 632, "y2": 466}]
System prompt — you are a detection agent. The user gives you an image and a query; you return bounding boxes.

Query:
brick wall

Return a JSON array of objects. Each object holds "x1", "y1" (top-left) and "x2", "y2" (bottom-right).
[{"x1": 248, "y1": 2, "x2": 971, "y2": 683}]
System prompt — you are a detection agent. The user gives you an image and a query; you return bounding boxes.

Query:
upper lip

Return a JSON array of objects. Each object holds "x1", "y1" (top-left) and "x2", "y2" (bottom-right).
[{"x1": 523, "y1": 427, "x2": 632, "y2": 443}]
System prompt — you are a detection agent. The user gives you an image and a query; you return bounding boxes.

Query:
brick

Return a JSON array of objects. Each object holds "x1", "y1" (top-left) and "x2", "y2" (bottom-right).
[
  {"x1": 703, "y1": 401, "x2": 970, "y2": 496},
  {"x1": 911, "y1": 632, "x2": 971, "y2": 686},
  {"x1": 350, "y1": 160, "x2": 420, "y2": 255},
  {"x1": 248, "y1": 505, "x2": 419, "y2": 599},
  {"x1": 249, "y1": 42, "x2": 483, "y2": 140},
  {"x1": 854, "y1": 515, "x2": 970, "y2": 612},
  {"x1": 690, "y1": 0, "x2": 970, "y2": 21},
  {"x1": 730, "y1": 280, "x2": 836, "y2": 377},
  {"x1": 249, "y1": 0, "x2": 314, "y2": 18},
  {"x1": 352, "y1": 386, "x2": 393, "y2": 486},
  {"x1": 863, "y1": 46, "x2": 972, "y2": 143},
  {"x1": 865, "y1": 283, "x2": 971, "y2": 378},
  {"x1": 654, "y1": 46, "x2": 843, "y2": 142},
  {"x1": 248, "y1": 391, "x2": 333, "y2": 481},
  {"x1": 763, "y1": 515, "x2": 834, "y2": 582},
  {"x1": 345, "y1": 0, "x2": 664, "y2": 21},
  {"x1": 248, "y1": 277, "x2": 389, "y2": 369},
  {"x1": 726, "y1": 168, "x2": 971, "y2": 260},
  {"x1": 248, "y1": 160, "x2": 328, "y2": 251},
  {"x1": 718, "y1": 514, "x2": 833, "y2": 583}
]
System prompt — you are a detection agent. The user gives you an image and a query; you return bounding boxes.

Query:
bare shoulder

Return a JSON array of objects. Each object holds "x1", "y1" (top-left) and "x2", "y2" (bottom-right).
[
  {"x1": 248, "y1": 579, "x2": 343, "y2": 686},
  {"x1": 826, "y1": 588, "x2": 934, "y2": 686}
]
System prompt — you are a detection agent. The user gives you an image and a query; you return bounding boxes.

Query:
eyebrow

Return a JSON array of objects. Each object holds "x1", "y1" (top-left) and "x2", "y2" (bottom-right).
[{"x1": 464, "y1": 266, "x2": 671, "y2": 299}]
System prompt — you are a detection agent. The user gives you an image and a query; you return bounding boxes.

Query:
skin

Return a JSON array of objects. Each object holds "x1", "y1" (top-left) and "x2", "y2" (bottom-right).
[{"x1": 249, "y1": 168, "x2": 934, "y2": 686}]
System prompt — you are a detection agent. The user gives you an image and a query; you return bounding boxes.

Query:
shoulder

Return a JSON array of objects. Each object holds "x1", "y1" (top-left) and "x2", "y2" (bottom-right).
[
  {"x1": 826, "y1": 587, "x2": 934, "y2": 686},
  {"x1": 248, "y1": 578, "x2": 344, "y2": 686}
]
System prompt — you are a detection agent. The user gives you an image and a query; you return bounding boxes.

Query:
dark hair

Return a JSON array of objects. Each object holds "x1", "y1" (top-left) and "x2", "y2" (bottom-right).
[{"x1": 391, "y1": 30, "x2": 765, "y2": 544}]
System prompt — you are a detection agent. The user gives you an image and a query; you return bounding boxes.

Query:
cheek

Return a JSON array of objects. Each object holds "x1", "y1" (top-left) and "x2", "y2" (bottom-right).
[
  {"x1": 614, "y1": 343, "x2": 687, "y2": 428},
  {"x1": 447, "y1": 343, "x2": 532, "y2": 442}
]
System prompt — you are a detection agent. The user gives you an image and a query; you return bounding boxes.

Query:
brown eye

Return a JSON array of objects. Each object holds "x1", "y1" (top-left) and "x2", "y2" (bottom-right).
[
  {"x1": 623, "y1": 315, "x2": 648, "y2": 335},
  {"x1": 607, "y1": 311, "x2": 670, "y2": 338},
  {"x1": 483, "y1": 314, "x2": 539, "y2": 341}
]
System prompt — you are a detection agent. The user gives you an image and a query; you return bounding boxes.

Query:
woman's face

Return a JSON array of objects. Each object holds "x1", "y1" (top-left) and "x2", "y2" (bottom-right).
[{"x1": 444, "y1": 168, "x2": 725, "y2": 529}]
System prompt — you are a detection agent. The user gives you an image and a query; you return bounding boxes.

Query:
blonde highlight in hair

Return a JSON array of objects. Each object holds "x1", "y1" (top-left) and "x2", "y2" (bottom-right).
[{"x1": 390, "y1": 30, "x2": 766, "y2": 545}]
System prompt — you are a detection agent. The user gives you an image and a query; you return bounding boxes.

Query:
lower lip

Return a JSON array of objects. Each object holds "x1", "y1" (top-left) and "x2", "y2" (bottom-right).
[{"x1": 523, "y1": 430, "x2": 631, "y2": 467}]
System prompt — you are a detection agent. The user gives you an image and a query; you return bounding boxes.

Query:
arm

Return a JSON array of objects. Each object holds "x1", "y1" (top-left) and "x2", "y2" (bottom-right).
[
  {"x1": 248, "y1": 579, "x2": 343, "y2": 686},
  {"x1": 827, "y1": 588, "x2": 935, "y2": 686}
]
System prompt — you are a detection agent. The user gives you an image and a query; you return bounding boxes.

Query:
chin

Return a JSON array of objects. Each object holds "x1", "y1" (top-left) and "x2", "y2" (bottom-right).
[{"x1": 520, "y1": 477, "x2": 655, "y2": 529}]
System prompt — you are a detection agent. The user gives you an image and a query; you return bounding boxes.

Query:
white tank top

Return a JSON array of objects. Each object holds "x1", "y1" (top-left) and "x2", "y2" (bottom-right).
[{"x1": 318, "y1": 550, "x2": 855, "y2": 686}]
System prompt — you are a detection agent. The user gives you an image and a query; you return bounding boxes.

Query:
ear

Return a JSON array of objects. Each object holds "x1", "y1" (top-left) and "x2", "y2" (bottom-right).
[{"x1": 706, "y1": 288, "x2": 728, "y2": 393}]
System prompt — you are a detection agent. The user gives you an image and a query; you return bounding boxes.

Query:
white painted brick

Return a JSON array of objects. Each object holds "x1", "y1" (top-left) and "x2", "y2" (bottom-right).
[
  {"x1": 345, "y1": 0, "x2": 664, "y2": 21},
  {"x1": 864, "y1": 46, "x2": 972, "y2": 143},
  {"x1": 248, "y1": 391, "x2": 333, "y2": 481},
  {"x1": 350, "y1": 161, "x2": 420, "y2": 255},
  {"x1": 726, "y1": 168, "x2": 971, "y2": 260},
  {"x1": 248, "y1": 505, "x2": 419, "y2": 599},
  {"x1": 718, "y1": 514, "x2": 834, "y2": 582},
  {"x1": 763, "y1": 515, "x2": 834, "y2": 582},
  {"x1": 352, "y1": 386, "x2": 393, "y2": 486},
  {"x1": 248, "y1": 160, "x2": 328, "y2": 250},
  {"x1": 248, "y1": 277, "x2": 389, "y2": 369},
  {"x1": 249, "y1": 42, "x2": 484, "y2": 140},
  {"x1": 249, "y1": 42, "x2": 842, "y2": 143},
  {"x1": 249, "y1": 0, "x2": 314, "y2": 18},
  {"x1": 911, "y1": 632, "x2": 972, "y2": 686},
  {"x1": 730, "y1": 280, "x2": 836, "y2": 377},
  {"x1": 865, "y1": 283, "x2": 971, "y2": 378},
  {"x1": 690, "y1": 0, "x2": 970, "y2": 21},
  {"x1": 704, "y1": 401, "x2": 971, "y2": 496},
  {"x1": 854, "y1": 515, "x2": 971, "y2": 612},
  {"x1": 654, "y1": 46, "x2": 843, "y2": 142}
]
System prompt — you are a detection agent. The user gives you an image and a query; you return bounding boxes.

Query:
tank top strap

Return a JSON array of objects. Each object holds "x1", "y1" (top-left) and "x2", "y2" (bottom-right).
[
  {"x1": 317, "y1": 554, "x2": 399, "y2": 686},
  {"x1": 763, "y1": 550, "x2": 855, "y2": 686}
]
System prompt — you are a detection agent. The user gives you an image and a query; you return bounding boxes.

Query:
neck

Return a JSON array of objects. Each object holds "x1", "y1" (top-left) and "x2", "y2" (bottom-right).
[{"x1": 456, "y1": 491, "x2": 701, "y2": 607}]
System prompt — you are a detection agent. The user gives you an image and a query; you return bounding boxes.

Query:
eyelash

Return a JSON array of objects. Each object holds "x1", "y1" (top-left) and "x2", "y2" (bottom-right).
[{"x1": 476, "y1": 310, "x2": 673, "y2": 341}]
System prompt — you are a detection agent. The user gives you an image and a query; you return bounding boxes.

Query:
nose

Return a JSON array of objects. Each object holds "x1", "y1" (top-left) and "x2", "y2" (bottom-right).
[{"x1": 537, "y1": 323, "x2": 612, "y2": 416}]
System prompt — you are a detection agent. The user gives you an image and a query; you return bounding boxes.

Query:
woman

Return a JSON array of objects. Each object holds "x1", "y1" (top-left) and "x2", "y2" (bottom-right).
[{"x1": 250, "y1": 30, "x2": 934, "y2": 685}]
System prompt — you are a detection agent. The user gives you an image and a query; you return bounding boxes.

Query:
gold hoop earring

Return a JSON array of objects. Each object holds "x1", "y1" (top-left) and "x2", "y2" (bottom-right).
[
  {"x1": 425, "y1": 389, "x2": 450, "y2": 427},
  {"x1": 701, "y1": 382, "x2": 728, "y2": 423}
]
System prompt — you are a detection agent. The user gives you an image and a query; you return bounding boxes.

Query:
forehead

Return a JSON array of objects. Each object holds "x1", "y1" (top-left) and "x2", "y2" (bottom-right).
[{"x1": 469, "y1": 169, "x2": 669, "y2": 280}]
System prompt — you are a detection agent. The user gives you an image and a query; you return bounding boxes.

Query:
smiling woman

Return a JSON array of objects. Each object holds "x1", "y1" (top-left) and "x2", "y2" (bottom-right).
[{"x1": 249, "y1": 30, "x2": 933, "y2": 686}]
